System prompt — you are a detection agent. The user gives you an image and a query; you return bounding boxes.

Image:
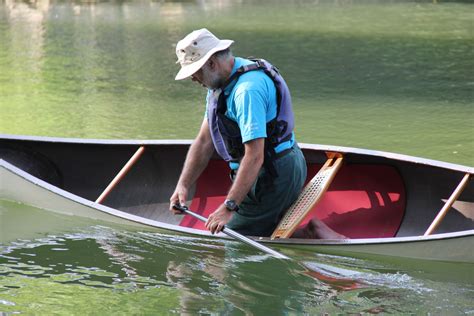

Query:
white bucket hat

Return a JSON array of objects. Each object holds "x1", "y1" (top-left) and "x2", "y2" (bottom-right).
[{"x1": 175, "y1": 28, "x2": 234, "y2": 80}]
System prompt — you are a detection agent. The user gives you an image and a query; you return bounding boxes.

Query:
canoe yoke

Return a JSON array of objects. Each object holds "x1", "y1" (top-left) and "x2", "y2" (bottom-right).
[{"x1": 271, "y1": 152, "x2": 343, "y2": 239}]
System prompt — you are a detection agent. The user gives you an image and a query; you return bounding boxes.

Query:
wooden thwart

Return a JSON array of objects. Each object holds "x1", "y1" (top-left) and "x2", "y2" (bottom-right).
[
  {"x1": 423, "y1": 173, "x2": 471, "y2": 236},
  {"x1": 271, "y1": 152, "x2": 344, "y2": 239},
  {"x1": 96, "y1": 146, "x2": 146, "y2": 204}
]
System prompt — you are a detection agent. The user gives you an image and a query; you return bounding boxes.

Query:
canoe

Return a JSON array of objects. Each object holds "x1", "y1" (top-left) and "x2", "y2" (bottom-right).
[{"x1": 1, "y1": 134, "x2": 473, "y2": 263}]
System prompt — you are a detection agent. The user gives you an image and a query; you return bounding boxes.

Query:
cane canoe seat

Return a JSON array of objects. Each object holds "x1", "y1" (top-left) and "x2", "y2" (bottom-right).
[{"x1": 271, "y1": 153, "x2": 343, "y2": 239}]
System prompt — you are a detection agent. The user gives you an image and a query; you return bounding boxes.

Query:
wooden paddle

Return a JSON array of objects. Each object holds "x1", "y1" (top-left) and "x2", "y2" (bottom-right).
[{"x1": 173, "y1": 204, "x2": 289, "y2": 259}]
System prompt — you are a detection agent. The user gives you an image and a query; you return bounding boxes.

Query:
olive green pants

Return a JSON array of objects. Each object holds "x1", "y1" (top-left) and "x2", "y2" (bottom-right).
[{"x1": 226, "y1": 145, "x2": 307, "y2": 237}]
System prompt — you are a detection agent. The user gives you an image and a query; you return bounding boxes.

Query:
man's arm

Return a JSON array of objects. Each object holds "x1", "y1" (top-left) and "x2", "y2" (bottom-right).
[
  {"x1": 227, "y1": 138, "x2": 264, "y2": 204},
  {"x1": 205, "y1": 138, "x2": 264, "y2": 233},
  {"x1": 169, "y1": 118, "x2": 214, "y2": 212}
]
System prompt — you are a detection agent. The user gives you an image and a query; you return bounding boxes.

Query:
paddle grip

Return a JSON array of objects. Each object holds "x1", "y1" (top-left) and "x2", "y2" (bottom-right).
[{"x1": 173, "y1": 204, "x2": 207, "y2": 222}]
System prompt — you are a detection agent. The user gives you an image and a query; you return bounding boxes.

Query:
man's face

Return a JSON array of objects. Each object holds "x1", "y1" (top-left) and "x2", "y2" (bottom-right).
[{"x1": 191, "y1": 62, "x2": 222, "y2": 89}]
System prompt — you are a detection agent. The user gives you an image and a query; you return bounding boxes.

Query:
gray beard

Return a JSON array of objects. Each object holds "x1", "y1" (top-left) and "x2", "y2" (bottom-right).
[{"x1": 202, "y1": 67, "x2": 225, "y2": 90}]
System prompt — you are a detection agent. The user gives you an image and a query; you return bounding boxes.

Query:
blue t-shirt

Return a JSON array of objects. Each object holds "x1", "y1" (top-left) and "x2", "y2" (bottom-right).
[{"x1": 206, "y1": 57, "x2": 295, "y2": 168}]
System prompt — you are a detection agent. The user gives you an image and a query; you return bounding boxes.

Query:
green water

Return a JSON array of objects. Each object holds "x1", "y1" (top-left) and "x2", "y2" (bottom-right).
[
  {"x1": 1, "y1": 200, "x2": 473, "y2": 314},
  {"x1": 0, "y1": 0, "x2": 473, "y2": 165},
  {"x1": 1, "y1": 0, "x2": 473, "y2": 314}
]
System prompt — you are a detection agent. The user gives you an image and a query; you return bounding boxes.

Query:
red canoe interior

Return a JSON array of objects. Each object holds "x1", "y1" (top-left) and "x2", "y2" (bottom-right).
[{"x1": 180, "y1": 160, "x2": 406, "y2": 238}]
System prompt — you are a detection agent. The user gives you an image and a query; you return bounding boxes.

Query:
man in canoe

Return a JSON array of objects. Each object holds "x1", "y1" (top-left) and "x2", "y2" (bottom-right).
[{"x1": 169, "y1": 28, "x2": 344, "y2": 239}]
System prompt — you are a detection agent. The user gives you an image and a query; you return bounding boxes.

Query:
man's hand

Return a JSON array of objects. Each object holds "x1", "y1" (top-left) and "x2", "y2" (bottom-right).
[
  {"x1": 169, "y1": 184, "x2": 189, "y2": 214},
  {"x1": 206, "y1": 204, "x2": 233, "y2": 234}
]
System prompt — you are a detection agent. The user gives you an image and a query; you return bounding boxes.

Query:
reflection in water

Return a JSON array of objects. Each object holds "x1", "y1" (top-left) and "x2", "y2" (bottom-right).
[
  {"x1": 0, "y1": 227, "x2": 328, "y2": 314},
  {"x1": 1, "y1": 220, "x2": 473, "y2": 314},
  {"x1": 0, "y1": 0, "x2": 472, "y2": 165},
  {"x1": 4, "y1": 0, "x2": 48, "y2": 97}
]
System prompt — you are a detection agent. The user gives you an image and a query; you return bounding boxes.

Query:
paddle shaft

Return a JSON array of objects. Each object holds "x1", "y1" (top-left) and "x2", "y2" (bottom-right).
[
  {"x1": 173, "y1": 206, "x2": 362, "y2": 289},
  {"x1": 175, "y1": 205, "x2": 289, "y2": 260}
]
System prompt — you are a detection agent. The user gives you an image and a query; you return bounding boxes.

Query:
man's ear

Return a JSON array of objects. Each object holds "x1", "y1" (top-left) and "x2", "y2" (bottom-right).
[{"x1": 207, "y1": 56, "x2": 216, "y2": 70}]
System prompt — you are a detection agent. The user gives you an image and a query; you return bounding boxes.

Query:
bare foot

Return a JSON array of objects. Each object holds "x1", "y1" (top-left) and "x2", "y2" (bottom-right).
[{"x1": 293, "y1": 219, "x2": 347, "y2": 239}]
